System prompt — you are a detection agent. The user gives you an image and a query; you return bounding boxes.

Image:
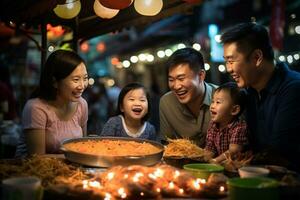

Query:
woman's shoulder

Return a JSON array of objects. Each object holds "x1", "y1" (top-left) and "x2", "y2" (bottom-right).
[
  {"x1": 22, "y1": 98, "x2": 52, "y2": 122},
  {"x1": 75, "y1": 97, "x2": 88, "y2": 115},
  {"x1": 78, "y1": 97, "x2": 88, "y2": 107},
  {"x1": 24, "y1": 98, "x2": 49, "y2": 110}
]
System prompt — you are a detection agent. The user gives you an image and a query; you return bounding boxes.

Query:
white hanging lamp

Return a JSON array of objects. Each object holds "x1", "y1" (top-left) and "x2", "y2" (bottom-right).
[
  {"x1": 134, "y1": 0, "x2": 163, "y2": 16},
  {"x1": 54, "y1": 0, "x2": 81, "y2": 19},
  {"x1": 93, "y1": 0, "x2": 119, "y2": 19}
]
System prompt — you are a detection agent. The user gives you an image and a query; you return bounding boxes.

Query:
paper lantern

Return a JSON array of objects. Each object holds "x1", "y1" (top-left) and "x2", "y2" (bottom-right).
[
  {"x1": 134, "y1": 0, "x2": 163, "y2": 16},
  {"x1": 184, "y1": 0, "x2": 203, "y2": 4},
  {"x1": 54, "y1": 0, "x2": 81, "y2": 19},
  {"x1": 94, "y1": 0, "x2": 119, "y2": 19},
  {"x1": 100, "y1": 0, "x2": 133, "y2": 9}
]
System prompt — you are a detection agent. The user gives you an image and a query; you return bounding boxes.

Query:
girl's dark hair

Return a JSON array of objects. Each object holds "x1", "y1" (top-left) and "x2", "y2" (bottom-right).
[
  {"x1": 214, "y1": 82, "x2": 246, "y2": 117},
  {"x1": 31, "y1": 49, "x2": 85, "y2": 100},
  {"x1": 117, "y1": 82, "x2": 151, "y2": 122}
]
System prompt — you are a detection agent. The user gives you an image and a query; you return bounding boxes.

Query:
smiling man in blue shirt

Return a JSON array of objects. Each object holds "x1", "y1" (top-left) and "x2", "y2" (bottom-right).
[{"x1": 221, "y1": 22, "x2": 300, "y2": 170}]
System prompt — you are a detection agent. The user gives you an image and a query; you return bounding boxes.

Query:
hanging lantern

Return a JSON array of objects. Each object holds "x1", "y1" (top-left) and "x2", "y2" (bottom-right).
[
  {"x1": 134, "y1": 0, "x2": 163, "y2": 16},
  {"x1": 54, "y1": 0, "x2": 81, "y2": 19},
  {"x1": 94, "y1": 0, "x2": 119, "y2": 19},
  {"x1": 99, "y1": 0, "x2": 133, "y2": 10},
  {"x1": 183, "y1": 0, "x2": 203, "y2": 4}
]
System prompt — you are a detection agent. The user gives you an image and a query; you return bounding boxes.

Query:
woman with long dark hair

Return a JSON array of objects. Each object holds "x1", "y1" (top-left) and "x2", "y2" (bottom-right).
[{"x1": 16, "y1": 50, "x2": 89, "y2": 157}]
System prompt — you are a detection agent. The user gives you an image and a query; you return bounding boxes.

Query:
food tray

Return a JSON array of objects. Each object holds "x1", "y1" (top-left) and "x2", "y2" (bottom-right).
[{"x1": 61, "y1": 137, "x2": 164, "y2": 167}]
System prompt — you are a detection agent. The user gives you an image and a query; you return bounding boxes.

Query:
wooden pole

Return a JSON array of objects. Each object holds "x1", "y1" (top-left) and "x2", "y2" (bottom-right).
[
  {"x1": 72, "y1": 16, "x2": 79, "y2": 52},
  {"x1": 41, "y1": 20, "x2": 47, "y2": 70}
]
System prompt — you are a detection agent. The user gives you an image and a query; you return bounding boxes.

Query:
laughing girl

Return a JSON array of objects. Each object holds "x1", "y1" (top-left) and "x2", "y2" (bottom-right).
[{"x1": 100, "y1": 83, "x2": 159, "y2": 142}]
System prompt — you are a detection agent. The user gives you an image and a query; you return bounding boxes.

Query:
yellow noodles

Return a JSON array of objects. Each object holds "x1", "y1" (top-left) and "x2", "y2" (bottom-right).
[
  {"x1": 164, "y1": 139, "x2": 205, "y2": 158},
  {"x1": 0, "y1": 155, "x2": 88, "y2": 187}
]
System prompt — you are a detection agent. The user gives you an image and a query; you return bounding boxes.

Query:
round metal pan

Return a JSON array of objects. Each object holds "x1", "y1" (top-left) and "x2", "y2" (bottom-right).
[{"x1": 61, "y1": 137, "x2": 164, "y2": 167}]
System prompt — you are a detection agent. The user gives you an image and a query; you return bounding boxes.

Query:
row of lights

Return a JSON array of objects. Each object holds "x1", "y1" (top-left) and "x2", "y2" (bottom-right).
[
  {"x1": 116, "y1": 43, "x2": 201, "y2": 69},
  {"x1": 278, "y1": 53, "x2": 300, "y2": 64},
  {"x1": 88, "y1": 77, "x2": 116, "y2": 87},
  {"x1": 118, "y1": 52, "x2": 300, "y2": 74},
  {"x1": 116, "y1": 42, "x2": 229, "y2": 73}
]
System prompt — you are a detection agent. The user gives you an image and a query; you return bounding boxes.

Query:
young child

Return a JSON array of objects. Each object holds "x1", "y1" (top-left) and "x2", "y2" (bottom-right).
[
  {"x1": 100, "y1": 82, "x2": 159, "y2": 142},
  {"x1": 205, "y1": 82, "x2": 248, "y2": 164}
]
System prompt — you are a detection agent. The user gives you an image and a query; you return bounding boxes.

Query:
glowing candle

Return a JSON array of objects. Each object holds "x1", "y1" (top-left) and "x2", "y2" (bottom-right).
[
  {"x1": 140, "y1": 192, "x2": 144, "y2": 196},
  {"x1": 219, "y1": 186, "x2": 225, "y2": 192},
  {"x1": 198, "y1": 178, "x2": 206, "y2": 184},
  {"x1": 107, "y1": 172, "x2": 115, "y2": 180},
  {"x1": 153, "y1": 168, "x2": 164, "y2": 178},
  {"x1": 156, "y1": 188, "x2": 161, "y2": 193},
  {"x1": 179, "y1": 188, "x2": 184, "y2": 194},
  {"x1": 148, "y1": 173, "x2": 157, "y2": 180},
  {"x1": 174, "y1": 170, "x2": 180, "y2": 179},
  {"x1": 133, "y1": 176, "x2": 139, "y2": 182},
  {"x1": 104, "y1": 193, "x2": 112, "y2": 200},
  {"x1": 89, "y1": 180, "x2": 101, "y2": 188},
  {"x1": 133, "y1": 172, "x2": 144, "y2": 182},
  {"x1": 168, "y1": 181, "x2": 175, "y2": 189},
  {"x1": 192, "y1": 180, "x2": 201, "y2": 190},
  {"x1": 118, "y1": 187, "x2": 127, "y2": 199},
  {"x1": 82, "y1": 180, "x2": 89, "y2": 189}
]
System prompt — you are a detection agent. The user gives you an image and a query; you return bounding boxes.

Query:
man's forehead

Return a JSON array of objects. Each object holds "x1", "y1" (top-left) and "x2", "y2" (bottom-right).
[
  {"x1": 223, "y1": 43, "x2": 239, "y2": 57},
  {"x1": 169, "y1": 63, "x2": 190, "y2": 70}
]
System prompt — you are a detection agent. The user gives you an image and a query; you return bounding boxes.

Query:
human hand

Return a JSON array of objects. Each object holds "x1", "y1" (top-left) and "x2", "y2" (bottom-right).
[{"x1": 209, "y1": 158, "x2": 218, "y2": 164}]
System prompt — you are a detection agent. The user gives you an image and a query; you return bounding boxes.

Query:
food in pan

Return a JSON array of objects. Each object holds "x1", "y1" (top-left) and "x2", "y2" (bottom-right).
[{"x1": 63, "y1": 139, "x2": 162, "y2": 156}]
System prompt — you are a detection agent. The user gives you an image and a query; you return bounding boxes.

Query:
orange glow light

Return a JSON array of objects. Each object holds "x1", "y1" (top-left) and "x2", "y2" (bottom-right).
[
  {"x1": 111, "y1": 57, "x2": 120, "y2": 65},
  {"x1": 96, "y1": 42, "x2": 106, "y2": 52},
  {"x1": 80, "y1": 42, "x2": 89, "y2": 53}
]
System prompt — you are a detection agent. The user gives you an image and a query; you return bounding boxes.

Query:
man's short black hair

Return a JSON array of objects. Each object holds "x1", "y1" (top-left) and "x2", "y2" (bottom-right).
[
  {"x1": 220, "y1": 22, "x2": 274, "y2": 61},
  {"x1": 166, "y1": 47, "x2": 204, "y2": 73}
]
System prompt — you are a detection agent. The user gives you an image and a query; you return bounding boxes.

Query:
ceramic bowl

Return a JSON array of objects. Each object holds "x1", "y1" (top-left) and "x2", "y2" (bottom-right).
[
  {"x1": 238, "y1": 166, "x2": 270, "y2": 178},
  {"x1": 227, "y1": 177, "x2": 279, "y2": 200},
  {"x1": 183, "y1": 163, "x2": 224, "y2": 180}
]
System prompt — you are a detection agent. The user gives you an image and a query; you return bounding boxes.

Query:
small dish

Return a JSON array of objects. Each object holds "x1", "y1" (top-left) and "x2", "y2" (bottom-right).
[
  {"x1": 238, "y1": 166, "x2": 270, "y2": 178},
  {"x1": 183, "y1": 163, "x2": 224, "y2": 180},
  {"x1": 228, "y1": 177, "x2": 280, "y2": 200}
]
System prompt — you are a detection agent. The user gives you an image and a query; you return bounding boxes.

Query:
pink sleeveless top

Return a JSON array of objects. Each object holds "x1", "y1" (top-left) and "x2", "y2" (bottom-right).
[{"x1": 19, "y1": 97, "x2": 88, "y2": 154}]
